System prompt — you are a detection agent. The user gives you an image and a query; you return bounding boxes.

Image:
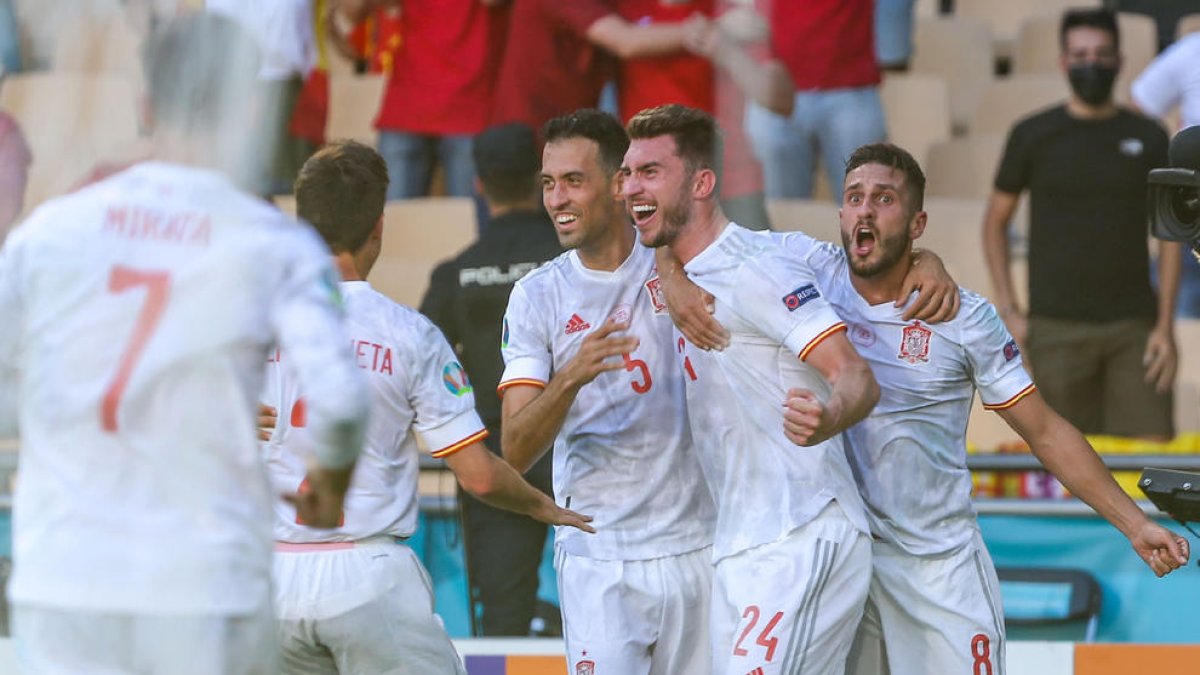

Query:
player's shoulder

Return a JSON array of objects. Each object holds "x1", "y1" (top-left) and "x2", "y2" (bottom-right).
[
  {"x1": 511, "y1": 248, "x2": 573, "y2": 292},
  {"x1": 942, "y1": 287, "x2": 1004, "y2": 335}
]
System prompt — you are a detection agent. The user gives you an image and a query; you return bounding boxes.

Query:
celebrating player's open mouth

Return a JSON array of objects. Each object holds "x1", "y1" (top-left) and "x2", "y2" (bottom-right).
[
  {"x1": 628, "y1": 199, "x2": 658, "y2": 232},
  {"x1": 553, "y1": 210, "x2": 582, "y2": 235},
  {"x1": 851, "y1": 221, "x2": 877, "y2": 258}
]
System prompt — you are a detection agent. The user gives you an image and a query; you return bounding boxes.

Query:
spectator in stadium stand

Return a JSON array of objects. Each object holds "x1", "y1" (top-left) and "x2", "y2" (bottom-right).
[
  {"x1": 982, "y1": 8, "x2": 1179, "y2": 441},
  {"x1": 206, "y1": 0, "x2": 320, "y2": 195},
  {"x1": 743, "y1": 0, "x2": 886, "y2": 201},
  {"x1": 419, "y1": 123, "x2": 563, "y2": 638},
  {"x1": 490, "y1": 0, "x2": 699, "y2": 135},
  {"x1": 0, "y1": 110, "x2": 30, "y2": 234},
  {"x1": 328, "y1": 0, "x2": 506, "y2": 201},
  {"x1": 618, "y1": 0, "x2": 780, "y2": 230},
  {"x1": 325, "y1": 0, "x2": 402, "y2": 74},
  {"x1": 1131, "y1": 33, "x2": 1200, "y2": 318}
]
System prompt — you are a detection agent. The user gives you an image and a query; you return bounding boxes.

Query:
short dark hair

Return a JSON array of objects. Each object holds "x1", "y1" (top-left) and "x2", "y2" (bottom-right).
[
  {"x1": 294, "y1": 140, "x2": 389, "y2": 254},
  {"x1": 474, "y1": 123, "x2": 539, "y2": 204},
  {"x1": 844, "y1": 143, "x2": 926, "y2": 212},
  {"x1": 142, "y1": 14, "x2": 263, "y2": 133},
  {"x1": 626, "y1": 104, "x2": 723, "y2": 189},
  {"x1": 542, "y1": 109, "x2": 629, "y2": 176},
  {"x1": 1060, "y1": 8, "x2": 1119, "y2": 52}
]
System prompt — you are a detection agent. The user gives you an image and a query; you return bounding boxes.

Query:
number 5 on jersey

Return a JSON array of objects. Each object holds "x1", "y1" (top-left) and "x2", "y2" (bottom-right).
[{"x1": 101, "y1": 266, "x2": 171, "y2": 432}]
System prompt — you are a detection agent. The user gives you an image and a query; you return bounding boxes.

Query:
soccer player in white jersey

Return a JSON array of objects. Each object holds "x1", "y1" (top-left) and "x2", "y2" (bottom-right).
[
  {"x1": 499, "y1": 109, "x2": 717, "y2": 675},
  {"x1": 0, "y1": 15, "x2": 368, "y2": 675},
  {"x1": 621, "y1": 103, "x2": 882, "y2": 675},
  {"x1": 263, "y1": 140, "x2": 593, "y2": 674},
  {"x1": 786, "y1": 142, "x2": 1188, "y2": 675}
]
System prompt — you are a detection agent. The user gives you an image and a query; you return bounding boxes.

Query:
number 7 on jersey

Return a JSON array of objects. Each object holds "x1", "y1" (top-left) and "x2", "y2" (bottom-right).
[{"x1": 101, "y1": 266, "x2": 171, "y2": 432}]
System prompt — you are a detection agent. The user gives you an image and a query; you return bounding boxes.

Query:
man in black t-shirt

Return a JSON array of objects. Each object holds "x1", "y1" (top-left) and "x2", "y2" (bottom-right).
[
  {"x1": 420, "y1": 123, "x2": 563, "y2": 636},
  {"x1": 982, "y1": 8, "x2": 1179, "y2": 439}
]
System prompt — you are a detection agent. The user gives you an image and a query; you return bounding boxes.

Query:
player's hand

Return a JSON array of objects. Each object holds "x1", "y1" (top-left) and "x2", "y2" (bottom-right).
[
  {"x1": 532, "y1": 500, "x2": 596, "y2": 534},
  {"x1": 1130, "y1": 521, "x2": 1189, "y2": 577},
  {"x1": 897, "y1": 249, "x2": 960, "y2": 323},
  {"x1": 561, "y1": 319, "x2": 640, "y2": 390},
  {"x1": 257, "y1": 404, "x2": 278, "y2": 442},
  {"x1": 284, "y1": 463, "x2": 354, "y2": 529},
  {"x1": 660, "y1": 263, "x2": 729, "y2": 351},
  {"x1": 1142, "y1": 325, "x2": 1177, "y2": 394},
  {"x1": 783, "y1": 388, "x2": 838, "y2": 447}
]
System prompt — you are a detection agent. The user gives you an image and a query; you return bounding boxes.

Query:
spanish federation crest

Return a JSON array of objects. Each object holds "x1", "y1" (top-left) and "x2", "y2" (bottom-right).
[
  {"x1": 645, "y1": 275, "x2": 667, "y2": 314},
  {"x1": 576, "y1": 659, "x2": 595, "y2": 675},
  {"x1": 898, "y1": 321, "x2": 932, "y2": 364}
]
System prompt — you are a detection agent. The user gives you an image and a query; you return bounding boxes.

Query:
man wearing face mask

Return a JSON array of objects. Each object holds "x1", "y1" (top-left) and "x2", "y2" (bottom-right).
[{"x1": 982, "y1": 8, "x2": 1180, "y2": 441}]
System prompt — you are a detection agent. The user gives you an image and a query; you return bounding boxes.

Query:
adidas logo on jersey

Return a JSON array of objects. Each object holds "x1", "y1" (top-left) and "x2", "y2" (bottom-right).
[{"x1": 565, "y1": 314, "x2": 591, "y2": 335}]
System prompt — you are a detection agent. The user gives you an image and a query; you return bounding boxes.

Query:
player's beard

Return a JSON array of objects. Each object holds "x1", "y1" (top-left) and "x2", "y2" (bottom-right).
[
  {"x1": 643, "y1": 181, "x2": 692, "y2": 249},
  {"x1": 842, "y1": 224, "x2": 911, "y2": 278}
]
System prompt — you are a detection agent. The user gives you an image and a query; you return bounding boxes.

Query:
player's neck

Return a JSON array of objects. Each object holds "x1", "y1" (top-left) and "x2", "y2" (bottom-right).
[
  {"x1": 335, "y1": 253, "x2": 364, "y2": 282},
  {"x1": 149, "y1": 129, "x2": 237, "y2": 176},
  {"x1": 670, "y1": 204, "x2": 729, "y2": 266},
  {"x1": 577, "y1": 221, "x2": 636, "y2": 272},
  {"x1": 850, "y1": 255, "x2": 913, "y2": 307}
]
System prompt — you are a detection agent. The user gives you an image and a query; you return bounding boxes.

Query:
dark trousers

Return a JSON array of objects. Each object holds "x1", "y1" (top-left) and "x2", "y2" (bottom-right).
[{"x1": 461, "y1": 430, "x2": 553, "y2": 636}]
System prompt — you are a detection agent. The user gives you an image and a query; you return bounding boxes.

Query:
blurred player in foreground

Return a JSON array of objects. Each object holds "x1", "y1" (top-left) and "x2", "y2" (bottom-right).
[
  {"x1": 263, "y1": 140, "x2": 593, "y2": 674},
  {"x1": 0, "y1": 15, "x2": 367, "y2": 674}
]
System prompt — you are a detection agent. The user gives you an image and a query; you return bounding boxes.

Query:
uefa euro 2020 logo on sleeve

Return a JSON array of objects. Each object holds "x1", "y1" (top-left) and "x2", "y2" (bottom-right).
[{"x1": 442, "y1": 362, "x2": 473, "y2": 397}]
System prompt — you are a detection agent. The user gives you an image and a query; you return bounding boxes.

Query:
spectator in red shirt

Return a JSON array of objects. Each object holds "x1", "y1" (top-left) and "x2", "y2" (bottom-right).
[
  {"x1": 744, "y1": 0, "x2": 886, "y2": 200},
  {"x1": 621, "y1": 0, "x2": 790, "y2": 228},
  {"x1": 337, "y1": 0, "x2": 506, "y2": 200},
  {"x1": 490, "y1": 0, "x2": 697, "y2": 135}
]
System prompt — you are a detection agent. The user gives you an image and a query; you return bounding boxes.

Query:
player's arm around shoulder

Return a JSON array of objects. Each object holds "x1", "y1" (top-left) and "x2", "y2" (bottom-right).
[
  {"x1": 445, "y1": 441, "x2": 594, "y2": 533},
  {"x1": 732, "y1": 248, "x2": 880, "y2": 446},
  {"x1": 996, "y1": 393, "x2": 1189, "y2": 577}
]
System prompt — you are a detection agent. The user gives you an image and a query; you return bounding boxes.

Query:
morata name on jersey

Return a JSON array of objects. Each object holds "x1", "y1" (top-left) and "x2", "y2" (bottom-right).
[{"x1": 102, "y1": 205, "x2": 212, "y2": 247}]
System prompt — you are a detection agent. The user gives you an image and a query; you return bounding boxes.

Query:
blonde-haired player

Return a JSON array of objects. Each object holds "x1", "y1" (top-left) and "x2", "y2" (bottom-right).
[
  {"x1": 0, "y1": 15, "x2": 367, "y2": 674},
  {"x1": 264, "y1": 140, "x2": 592, "y2": 675}
]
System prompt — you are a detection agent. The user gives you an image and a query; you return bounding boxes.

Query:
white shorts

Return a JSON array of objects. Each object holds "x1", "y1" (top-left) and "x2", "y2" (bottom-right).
[
  {"x1": 555, "y1": 545, "x2": 713, "y2": 675},
  {"x1": 712, "y1": 501, "x2": 871, "y2": 675},
  {"x1": 846, "y1": 529, "x2": 1006, "y2": 675},
  {"x1": 273, "y1": 538, "x2": 465, "y2": 675},
  {"x1": 12, "y1": 603, "x2": 278, "y2": 675}
]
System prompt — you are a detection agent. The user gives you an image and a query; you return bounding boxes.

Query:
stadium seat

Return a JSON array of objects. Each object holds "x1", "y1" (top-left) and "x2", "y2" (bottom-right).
[
  {"x1": 911, "y1": 16, "x2": 995, "y2": 133},
  {"x1": 969, "y1": 75, "x2": 1069, "y2": 135},
  {"x1": 0, "y1": 73, "x2": 140, "y2": 215},
  {"x1": 1174, "y1": 319, "x2": 1200, "y2": 433},
  {"x1": 371, "y1": 198, "x2": 478, "y2": 307},
  {"x1": 1177, "y1": 13, "x2": 1200, "y2": 39},
  {"x1": 766, "y1": 199, "x2": 840, "y2": 242},
  {"x1": 926, "y1": 133, "x2": 1006, "y2": 200},
  {"x1": 51, "y1": 12, "x2": 142, "y2": 77},
  {"x1": 880, "y1": 74, "x2": 952, "y2": 167},
  {"x1": 997, "y1": 567, "x2": 1102, "y2": 642},
  {"x1": 954, "y1": 0, "x2": 1101, "y2": 62},
  {"x1": 326, "y1": 73, "x2": 386, "y2": 147}
]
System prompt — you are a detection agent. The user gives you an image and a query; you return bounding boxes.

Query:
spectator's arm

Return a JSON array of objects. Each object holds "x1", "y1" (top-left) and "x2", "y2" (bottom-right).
[
  {"x1": 685, "y1": 17, "x2": 793, "y2": 116},
  {"x1": 981, "y1": 190, "x2": 1024, "y2": 342},
  {"x1": 1144, "y1": 239, "x2": 1180, "y2": 394},
  {"x1": 585, "y1": 14, "x2": 689, "y2": 60}
]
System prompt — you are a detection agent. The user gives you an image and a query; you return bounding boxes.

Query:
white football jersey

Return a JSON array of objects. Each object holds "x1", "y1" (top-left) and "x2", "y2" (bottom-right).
[
  {"x1": 264, "y1": 281, "x2": 487, "y2": 542},
  {"x1": 678, "y1": 224, "x2": 870, "y2": 563},
  {"x1": 777, "y1": 232, "x2": 1035, "y2": 556},
  {"x1": 499, "y1": 242, "x2": 715, "y2": 561},
  {"x1": 0, "y1": 161, "x2": 366, "y2": 615}
]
